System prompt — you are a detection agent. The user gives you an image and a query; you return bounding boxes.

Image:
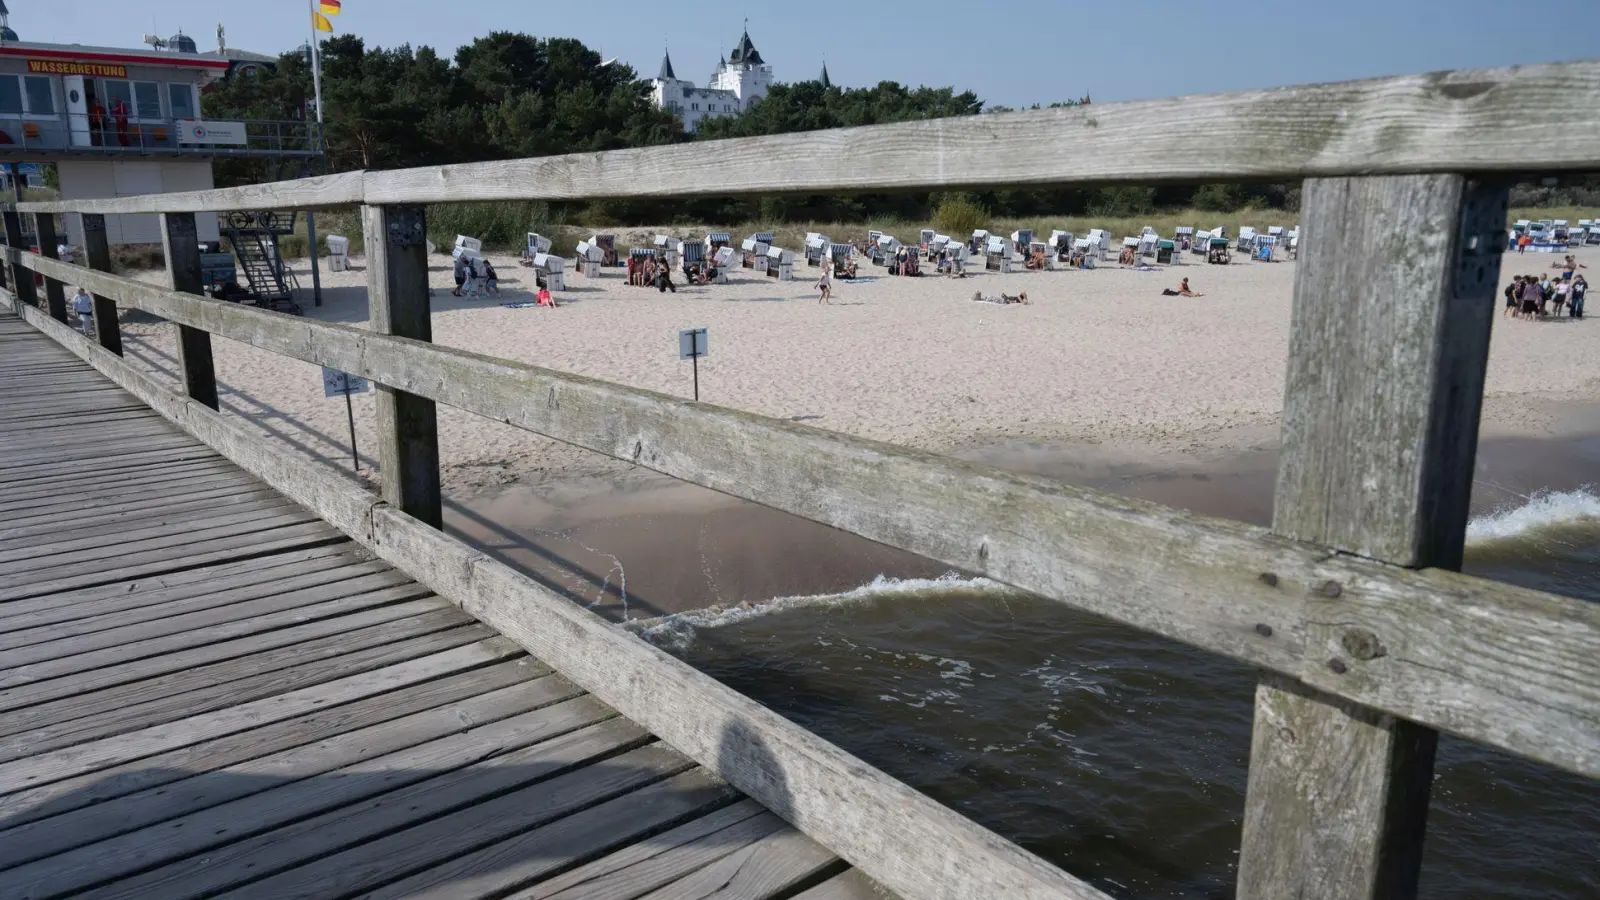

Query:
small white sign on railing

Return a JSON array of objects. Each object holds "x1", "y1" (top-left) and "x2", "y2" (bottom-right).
[
  {"x1": 177, "y1": 119, "x2": 248, "y2": 145},
  {"x1": 322, "y1": 368, "x2": 373, "y2": 398}
]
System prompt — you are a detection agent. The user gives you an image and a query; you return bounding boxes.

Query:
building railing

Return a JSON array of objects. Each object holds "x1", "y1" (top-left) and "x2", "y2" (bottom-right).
[
  {"x1": 0, "y1": 113, "x2": 323, "y2": 158},
  {"x1": 2, "y1": 58, "x2": 1597, "y2": 900}
]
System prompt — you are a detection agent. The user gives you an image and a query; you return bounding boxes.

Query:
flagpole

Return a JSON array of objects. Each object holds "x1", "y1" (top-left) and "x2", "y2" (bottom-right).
[{"x1": 306, "y1": 0, "x2": 324, "y2": 306}]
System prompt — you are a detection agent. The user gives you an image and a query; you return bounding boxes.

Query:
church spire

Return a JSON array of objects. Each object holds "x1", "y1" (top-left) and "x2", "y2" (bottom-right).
[
  {"x1": 657, "y1": 48, "x2": 676, "y2": 81},
  {"x1": 820, "y1": 62, "x2": 831, "y2": 88}
]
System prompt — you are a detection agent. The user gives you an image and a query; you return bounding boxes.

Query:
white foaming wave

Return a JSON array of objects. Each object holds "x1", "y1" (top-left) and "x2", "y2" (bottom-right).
[
  {"x1": 1466, "y1": 488, "x2": 1600, "y2": 543},
  {"x1": 625, "y1": 572, "x2": 1012, "y2": 650}
]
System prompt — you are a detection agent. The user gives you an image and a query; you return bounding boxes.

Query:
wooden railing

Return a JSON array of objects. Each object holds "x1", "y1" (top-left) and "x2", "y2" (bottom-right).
[{"x1": 4, "y1": 59, "x2": 1598, "y2": 900}]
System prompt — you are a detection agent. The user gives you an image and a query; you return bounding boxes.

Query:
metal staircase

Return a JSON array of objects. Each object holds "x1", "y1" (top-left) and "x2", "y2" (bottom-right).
[{"x1": 223, "y1": 211, "x2": 301, "y2": 315}]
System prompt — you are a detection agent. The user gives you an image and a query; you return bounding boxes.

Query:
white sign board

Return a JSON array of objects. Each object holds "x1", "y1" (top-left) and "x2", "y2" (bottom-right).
[
  {"x1": 177, "y1": 119, "x2": 248, "y2": 145},
  {"x1": 322, "y1": 367, "x2": 373, "y2": 398},
  {"x1": 678, "y1": 328, "x2": 708, "y2": 360}
]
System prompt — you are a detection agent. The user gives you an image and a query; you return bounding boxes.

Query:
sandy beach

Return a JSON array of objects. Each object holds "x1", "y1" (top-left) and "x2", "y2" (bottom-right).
[{"x1": 105, "y1": 240, "x2": 1600, "y2": 614}]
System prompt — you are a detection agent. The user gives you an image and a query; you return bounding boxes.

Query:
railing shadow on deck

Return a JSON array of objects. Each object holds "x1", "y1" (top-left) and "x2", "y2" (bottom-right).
[{"x1": 3, "y1": 57, "x2": 1598, "y2": 900}]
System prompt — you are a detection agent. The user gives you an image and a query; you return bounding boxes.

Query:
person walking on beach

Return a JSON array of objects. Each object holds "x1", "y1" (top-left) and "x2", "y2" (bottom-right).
[
  {"x1": 452, "y1": 254, "x2": 468, "y2": 296},
  {"x1": 72, "y1": 287, "x2": 94, "y2": 335},
  {"x1": 1571, "y1": 275, "x2": 1588, "y2": 319},
  {"x1": 816, "y1": 265, "x2": 833, "y2": 304},
  {"x1": 482, "y1": 259, "x2": 500, "y2": 296}
]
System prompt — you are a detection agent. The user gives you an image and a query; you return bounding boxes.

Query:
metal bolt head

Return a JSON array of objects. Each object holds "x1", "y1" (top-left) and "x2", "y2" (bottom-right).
[
  {"x1": 1254, "y1": 623, "x2": 1274, "y2": 638},
  {"x1": 1341, "y1": 629, "x2": 1386, "y2": 661},
  {"x1": 1258, "y1": 572, "x2": 1279, "y2": 588},
  {"x1": 1328, "y1": 658, "x2": 1348, "y2": 675},
  {"x1": 1319, "y1": 580, "x2": 1343, "y2": 598}
]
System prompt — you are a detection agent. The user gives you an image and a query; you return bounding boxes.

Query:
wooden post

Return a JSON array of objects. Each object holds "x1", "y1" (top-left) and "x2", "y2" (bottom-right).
[
  {"x1": 161, "y1": 211, "x2": 218, "y2": 409},
  {"x1": 364, "y1": 203, "x2": 441, "y2": 528},
  {"x1": 1236, "y1": 175, "x2": 1507, "y2": 899},
  {"x1": 34, "y1": 212, "x2": 66, "y2": 322},
  {"x1": 3, "y1": 205, "x2": 36, "y2": 308},
  {"x1": 81, "y1": 213, "x2": 122, "y2": 355}
]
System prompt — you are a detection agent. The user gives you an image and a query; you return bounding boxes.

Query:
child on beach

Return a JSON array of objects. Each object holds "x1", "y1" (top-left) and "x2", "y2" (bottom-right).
[
  {"x1": 536, "y1": 286, "x2": 556, "y2": 307},
  {"x1": 816, "y1": 266, "x2": 833, "y2": 304},
  {"x1": 483, "y1": 260, "x2": 499, "y2": 296},
  {"x1": 72, "y1": 287, "x2": 94, "y2": 335},
  {"x1": 452, "y1": 255, "x2": 468, "y2": 296}
]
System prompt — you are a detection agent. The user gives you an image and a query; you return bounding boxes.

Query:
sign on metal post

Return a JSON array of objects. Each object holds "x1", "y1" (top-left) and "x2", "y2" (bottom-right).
[
  {"x1": 678, "y1": 328, "x2": 707, "y2": 401},
  {"x1": 321, "y1": 368, "x2": 372, "y2": 471}
]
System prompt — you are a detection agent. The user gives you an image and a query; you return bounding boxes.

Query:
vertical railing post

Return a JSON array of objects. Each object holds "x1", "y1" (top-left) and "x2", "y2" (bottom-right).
[
  {"x1": 34, "y1": 212, "x2": 66, "y2": 322},
  {"x1": 160, "y1": 211, "x2": 218, "y2": 409},
  {"x1": 1236, "y1": 175, "x2": 1507, "y2": 899},
  {"x1": 3, "y1": 204, "x2": 36, "y2": 308},
  {"x1": 363, "y1": 203, "x2": 441, "y2": 528},
  {"x1": 81, "y1": 213, "x2": 122, "y2": 355}
]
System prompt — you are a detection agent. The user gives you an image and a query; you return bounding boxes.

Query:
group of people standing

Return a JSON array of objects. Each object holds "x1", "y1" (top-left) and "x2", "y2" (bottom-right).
[
  {"x1": 451, "y1": 255, "x2": 500, "y2": 297},
  {"x1": 1505, "y1": 256, "x2": 1587, "y2": 319}
]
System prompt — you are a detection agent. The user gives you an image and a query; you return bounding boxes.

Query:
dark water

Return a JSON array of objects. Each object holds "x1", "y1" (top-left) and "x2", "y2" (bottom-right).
[{"x1": 633, "y1": 489, "x2": 1600, "y2": 899}]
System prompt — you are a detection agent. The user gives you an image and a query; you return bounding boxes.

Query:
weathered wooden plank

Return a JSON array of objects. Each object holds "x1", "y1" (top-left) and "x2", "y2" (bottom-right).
[
  {"x1": 161, "y1": 212, "x2": 217, "y2": 409},
  {"x1": 0, "y1": 618, "x2": 488, "y2": 760},
  {"x1": 0, "y1": 461, "x2": 241, "y2": 511},
  {"x1": 0, "y1": 603, "x2": 465, "y2": 721},
  {"x1": 0, "y1": 489, "x2": 292, "y2": 553},
  {"x1": 80, "y1": 213, "x2": 122, "y2": 354},
  {"x1": 0, "y1": 576, "x2": 430, "y2": 679},
  {"x1": 0, "y1": 552, "x2": 373, "y2": 649},
  {"x1": 0, "y1": 636, "x2": 521, "y2": 792},
  {"x1": 1235, "y1": 175, "x2": 1507, "y2": 900},
  {"x1": 0, "y1": 503, "x2": 318, "y2": 577},
  {"x1": 361, "y1": 62, "x2": 1600, "y2": 202},
  {"x1": 0, "y1": 656, "x2": 542, "y2": 822},
  {"x1": 506, "y1": 800, "x2": 776, "y2": 900},
  {"x1": 33, "y1": 212, "x2": 66, "y2": 322},
  {"x1": 364, "y1": 203, "x2": 441, "y2": 528},
  {"x1": 348, "y1": 767, "x2": 740, "y2": 900},
  {"x1": 0, "y1": 694, "x2": 618, "y2": 900},
  {"x1": 0, "y1": 482, "x2": 281, "y2": 540},
  {"x1": 635, "y1": 827, "x2": 844, "y2": 900},
  {"x1": 15, "y1": 170, "x2": 365, "y2": 214},
  {"x1": 790, "y1": 871, "x2": 889, "y2": 900},
  {"x1": 0, "y1": 444, "x2": 217, "y2": 486},
  {"x1": 0, "y1": 432, "x2": 197, "y2": 470},
  {"x1": 71, "y1": 715, "x2": 653, "y2": 900},
  {"x1": 0, "y1": 541, "x2": 358, "y2": 627},
  {"x1": 0, "y1": 519, "x2": 344, "y2": 601},
  {"x1": 233, "y1": 748, "x2": 712, "y2": 900},
  {"x1": 9, "y1": 62, "x2": 1599, "y2": 218},
  {"x1": 0, "y1": 555, "x2": 390, "y2": 649},
  {"x1": 0, "y1": 667, "x2": 567, "y2": 869}
]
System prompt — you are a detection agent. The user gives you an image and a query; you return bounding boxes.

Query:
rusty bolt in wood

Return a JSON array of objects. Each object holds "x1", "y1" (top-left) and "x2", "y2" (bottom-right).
[
  {"x1": 1328, "y1": 658, "x2": 1348, "y2": 675},
  {"x1": 1318, "y1": 580, "x2": 1343, "y2": 598},
  {"x1": 1341, "y1": 628, "x2": 1386, "y2": 661},
  {"x1": 1254, "y1": 623, "x2": 1274, "y2": 638},
  {"x1": 1258, "y1": 572, "x2": 1279, "y2": 587}
]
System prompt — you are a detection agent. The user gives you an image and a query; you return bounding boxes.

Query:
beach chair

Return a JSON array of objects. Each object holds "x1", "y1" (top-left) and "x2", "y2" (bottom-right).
[
  {"x1": 1137, "y1": 233, "x2": 1159, "y2": 259},
  {"x1": 533, "y1": 252, "x2": 565, "y2": 291},
  {"x1": 971, "y1": 229, "x2": 990, "y2": 254},
  {"x1": 326, "y1": 234, "x2": 350, "y2": 273},
  {"x1": 920, "y1": 229, "x2": 936, "y2": 248},
  {"x1": 766, "y1": 247, "x2": 795, "y2": 281},
  {"x1": 588, "y1": 234, "x2": 617, "y2": 267},
  {"x1": 574, "y1": 241, "x2": 602, "y2": 278},
  {"x1": 1010, "y1": 230, "x2": 1034, "y2": 258},
  {"x1": 805, "y1": 234, "x2": 830, "y2": 268}
]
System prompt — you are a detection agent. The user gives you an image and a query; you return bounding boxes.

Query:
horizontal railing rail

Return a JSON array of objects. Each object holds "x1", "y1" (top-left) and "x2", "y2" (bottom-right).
[
  {"x1": 4, "y1": 56, "x2": 1598, "y2": 900},
  {"x1": 7, "y1": 244, "x2": 1597, "y2": 782},
  {"x1": 13, "y1": 60, "x2": 1600, "y2": 216}
]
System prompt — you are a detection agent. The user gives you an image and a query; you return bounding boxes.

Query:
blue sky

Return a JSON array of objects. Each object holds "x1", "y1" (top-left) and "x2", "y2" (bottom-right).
[{"x1": 33, "y1": 0, "x2": 1600, "y2": 107}]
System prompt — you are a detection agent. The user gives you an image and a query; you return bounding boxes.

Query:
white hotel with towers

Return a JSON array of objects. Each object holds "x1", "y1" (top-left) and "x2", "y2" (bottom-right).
[{"x1": 649, "y1": 26, "x2": 831, "y2": 133}]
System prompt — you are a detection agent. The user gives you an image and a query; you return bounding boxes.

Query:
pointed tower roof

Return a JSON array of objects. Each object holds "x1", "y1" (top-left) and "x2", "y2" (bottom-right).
[
  {"x1": 820, "y1": 63, "x2": 831, "y2": 88},
  {"x1": 657, "y1": 49, "x2": 676, "y2": 81},
  {"x1": 729, "y1": 29, "x2": 763, "y2": 66}
]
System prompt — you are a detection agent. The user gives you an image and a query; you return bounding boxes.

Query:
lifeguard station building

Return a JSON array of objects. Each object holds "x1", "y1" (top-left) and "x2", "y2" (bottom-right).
[{"x1": 0, "y1": 4, "x2": 320, "y2": 248}]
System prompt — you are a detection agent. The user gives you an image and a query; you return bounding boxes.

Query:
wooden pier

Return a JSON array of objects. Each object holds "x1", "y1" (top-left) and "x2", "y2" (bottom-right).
[
  {"x1": 0, "y1": 313, "x2": 875, "y2": 899},
  {"x1": 1, "y1": 59, "x2": 1598, "y2": 899}
]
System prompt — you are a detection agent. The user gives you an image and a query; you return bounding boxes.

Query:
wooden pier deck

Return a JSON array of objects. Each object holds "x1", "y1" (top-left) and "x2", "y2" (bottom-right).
[{"x1": 0, "y1": 311, "x2": 877, "y2": 900}]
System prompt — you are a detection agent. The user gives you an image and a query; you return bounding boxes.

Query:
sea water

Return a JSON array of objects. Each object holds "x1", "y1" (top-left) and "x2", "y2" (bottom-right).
[{"x1": 630, "y1": 490, "x2": 1600, "y2": 899}]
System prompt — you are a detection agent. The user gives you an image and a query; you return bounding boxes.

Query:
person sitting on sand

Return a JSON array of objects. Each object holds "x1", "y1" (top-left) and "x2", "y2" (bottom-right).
[
  {"x1": 1118, "y1": 245, "x2": 1137, "y2": 266},
  {"x1": 1178, "y1": 277, "x2": 1203, "y2": 297},
  {"x1": 537, "y1": 285, "x2": 556, "y2": 308}
]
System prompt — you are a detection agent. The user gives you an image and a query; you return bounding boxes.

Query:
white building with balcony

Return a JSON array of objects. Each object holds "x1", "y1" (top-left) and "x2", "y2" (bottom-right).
[{"x1": 650, "y1": 29, "x2": 773, "y2": 133}]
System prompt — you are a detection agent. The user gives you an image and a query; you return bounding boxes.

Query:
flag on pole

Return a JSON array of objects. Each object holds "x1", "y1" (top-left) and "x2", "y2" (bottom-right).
[
  {"x1": 313, "y1": 10, "x2": 334, "y2": 31},
  {"x1": 320, "y1": 0, "x2": 342, "y2": 14}
]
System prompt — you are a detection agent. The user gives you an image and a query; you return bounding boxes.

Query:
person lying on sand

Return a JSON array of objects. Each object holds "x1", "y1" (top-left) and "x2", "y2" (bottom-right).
[{"x1": 972, "y1": 291, "x2": 1029, "y2": 305}]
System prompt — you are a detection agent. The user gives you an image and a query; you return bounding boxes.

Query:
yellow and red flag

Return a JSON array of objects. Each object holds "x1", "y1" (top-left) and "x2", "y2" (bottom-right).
[
  {"x1": 312, "y1": 11, "x2": 333, "y2": 32},
  {"x1": 320, "y1": 0, "x2": 342, "y2": 14}
]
